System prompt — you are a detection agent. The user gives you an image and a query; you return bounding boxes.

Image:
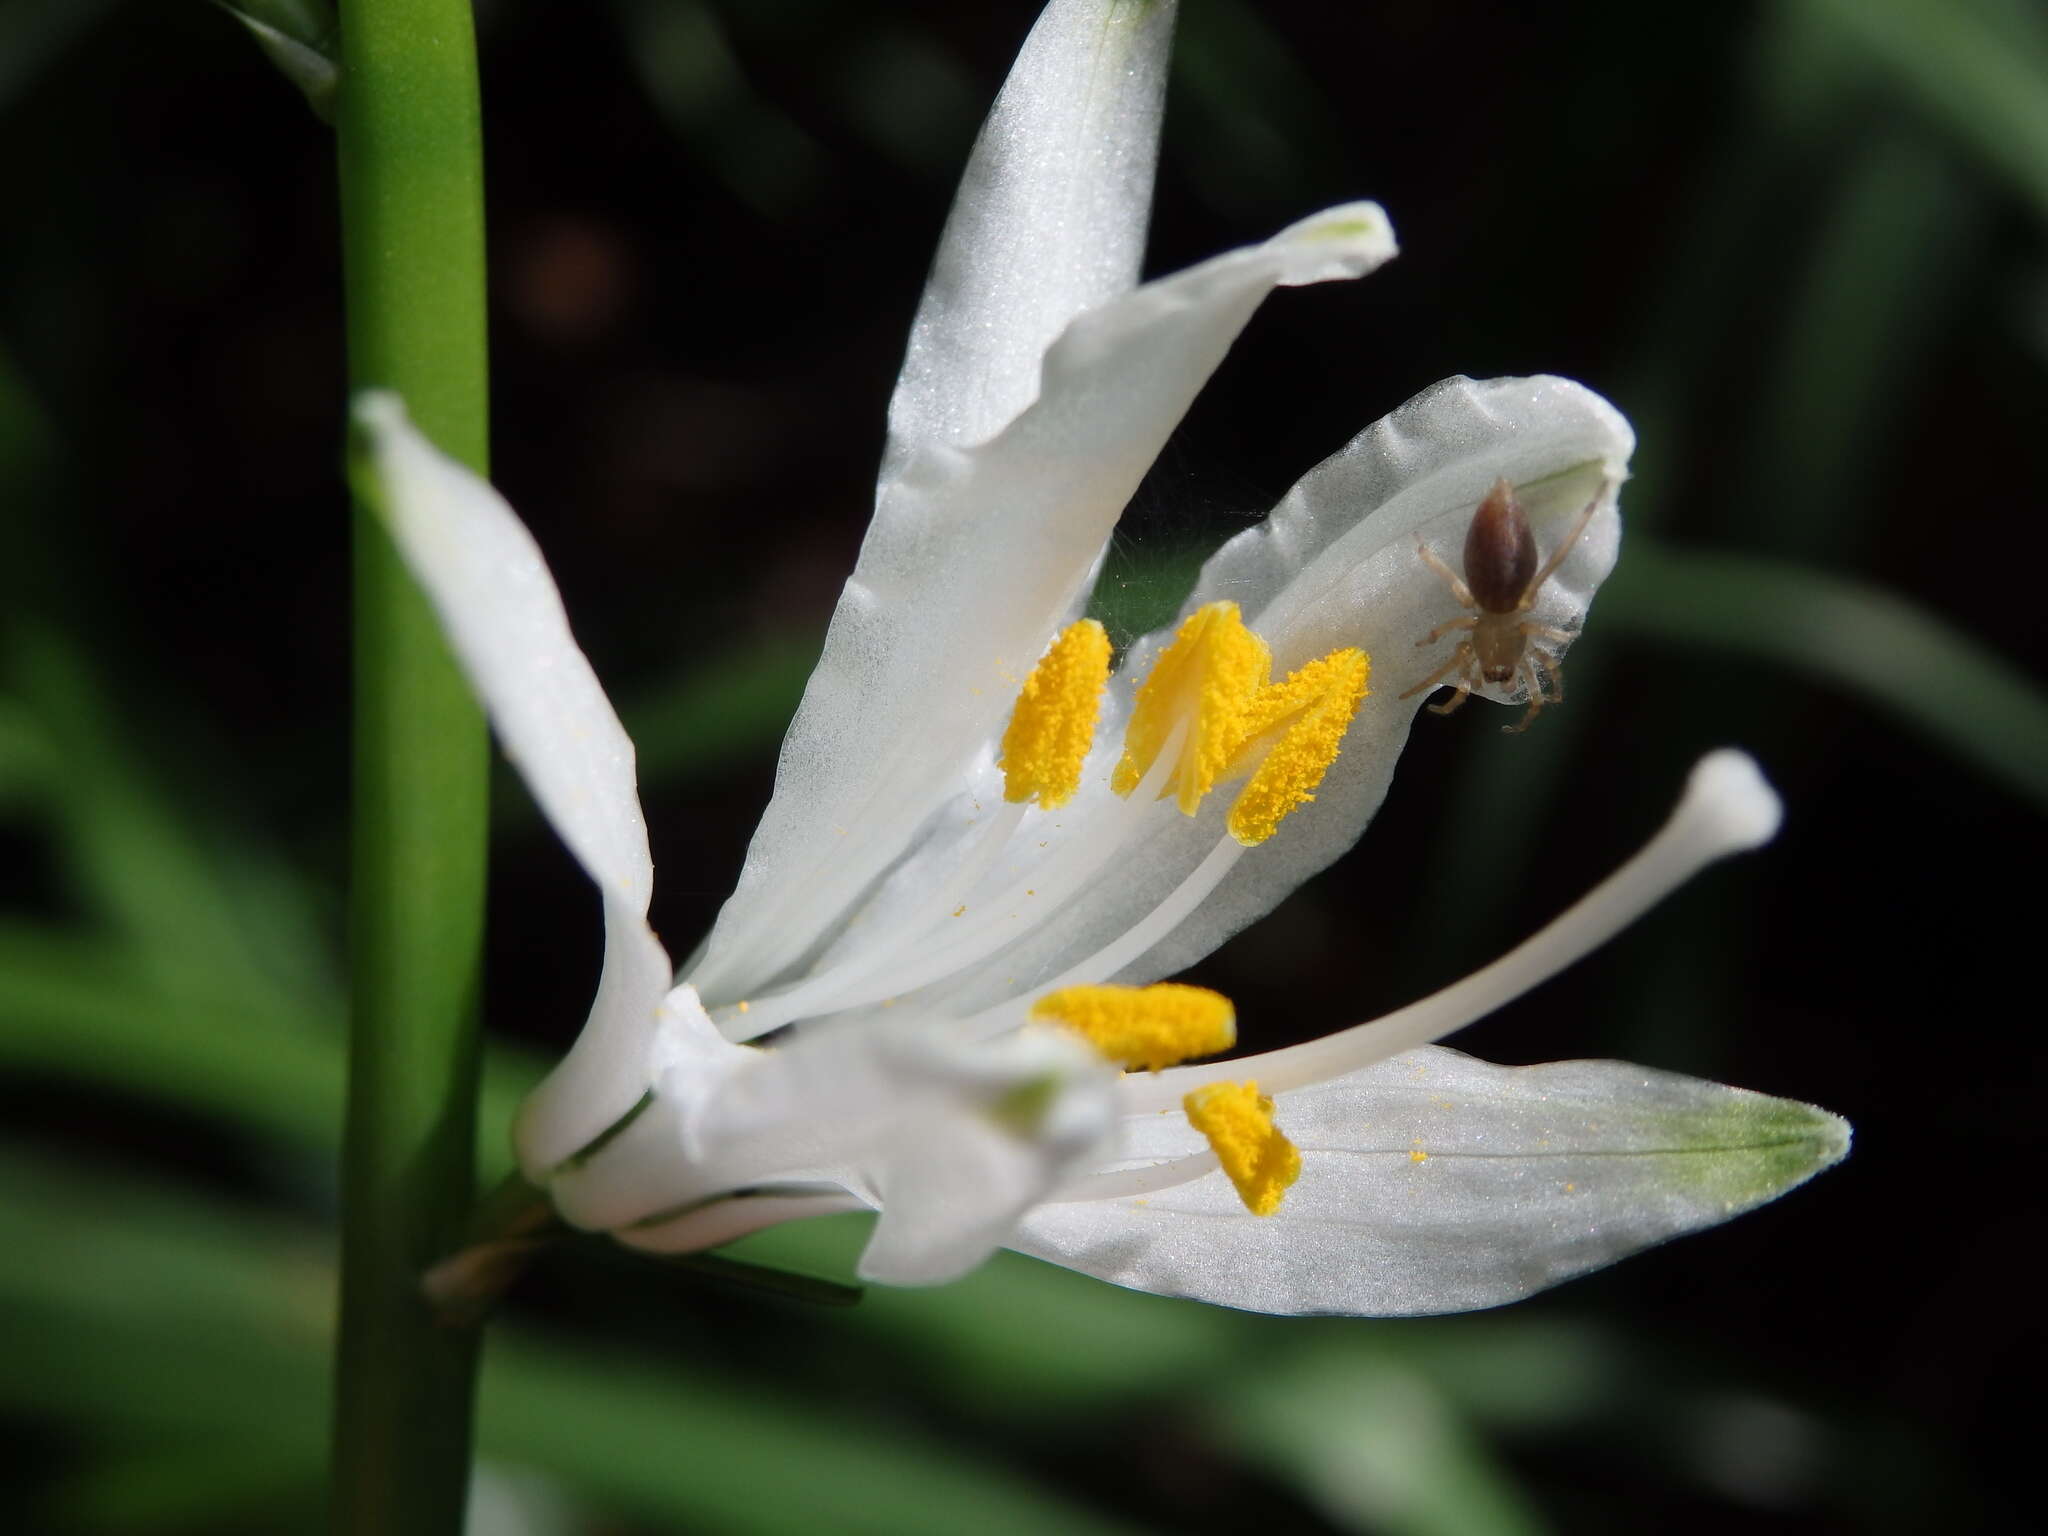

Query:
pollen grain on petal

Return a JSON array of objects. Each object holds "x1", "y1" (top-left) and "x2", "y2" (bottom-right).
[
  {"x1": 1032, "y1": 982, "x2": 1236, "y2": 1072},
  {"x1": 1000, "y1": 619, "x2": 1112, "y2": 808},
  {"x1": 1226, "y1": 647, "x2": 1369, "y2": 845},
  {"x1": 1184, "y1": 1079, "x2": 1300, "y2": 1216}
]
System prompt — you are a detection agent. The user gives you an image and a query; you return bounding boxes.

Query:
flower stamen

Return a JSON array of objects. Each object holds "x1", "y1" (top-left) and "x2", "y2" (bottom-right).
[
  {"x1": 1226, "y1": 647, "x2": 1369, "y2": 845},
  {"x1": 1113, "y1": 601, "x2": 1369, "y2": 844},
  {"x1": 1183, "y1": 1079, "x2": 1300, "y2": 1215},
  {"x1": 1001, "y1": 619, "x2": 1112, "y2": 809},
  {"x1": 1115, "y1": 602, "x2": 1274, "y2": 812},
  {"x1": 1032, "y1": 982, "x2": 1236, "y2": 1071},
  {"x1": 722, "y1": 723, "x2": 1191, "y2": 1034}
]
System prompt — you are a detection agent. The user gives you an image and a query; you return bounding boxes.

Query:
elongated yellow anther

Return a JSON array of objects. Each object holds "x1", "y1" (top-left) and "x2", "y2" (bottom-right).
[
  {"x1": 1032, "y1": 982, "x2": 1236, "y2": 1072},
  {"x1": 1183, "y1": 1079, "x2": 1300, "y2": 1216},
  {"x1": 1225, "y1": 648, "x2": 1369, "y2": 845},
  {"x1": 1001, "y1": 619, "x2": 1112, "y2": 808},
  {"x1": 1114, "y1": 602, "x2": 1271, "y2": 810},
  {"x1": 1113, "y1": 601, "x2": 1369, "y2": 842}
]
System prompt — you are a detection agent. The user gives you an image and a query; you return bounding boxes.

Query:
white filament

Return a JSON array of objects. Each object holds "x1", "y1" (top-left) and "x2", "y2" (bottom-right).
[
  {"x1": 723, "y1": 726, "x2": 1189, "y2": 1034},
  {"x1": 958, "y1": 833, "x2": 1248, "y2": 1037},
  {"x1": 1119, "y1": 750, "x2": 1783, "y2": 1113},
  {"x1": 613, "y1": 1189, "x2": 870, "y2": 1255},
  {"x1": 714, "y1": 799, "x2": 1027, "y2": 1038},
  {"x1": 1046, "y1": 1149, "x2": 1221, "y2": 1203}
]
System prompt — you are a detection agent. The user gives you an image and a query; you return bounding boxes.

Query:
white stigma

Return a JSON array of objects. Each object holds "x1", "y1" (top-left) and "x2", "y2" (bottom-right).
[{"x1": 1120, "y1": 750, "x2": 1785, "y2": 1112}]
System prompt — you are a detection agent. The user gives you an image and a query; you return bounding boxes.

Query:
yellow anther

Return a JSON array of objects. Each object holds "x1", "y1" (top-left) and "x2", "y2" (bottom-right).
[
  {"x1": 1113, "y1": 601, "x2": 1369, "y2": 843},
  {"x1": 1183, "y1": 1079, "x2": 1300, "y2": 1216},
  {"x1": 1113, "y1": 602, "x2": 1271, "y2": 812},
  {"x1": 1224, "y1": 648, "x2": 1369, "y2": 845},
  {"x1": 1031, "y1": 982, "x2": 1236, "y2": 1072},
  {"x1": 1001, "y1": 619, "x2": 1112, "y2": 808}
]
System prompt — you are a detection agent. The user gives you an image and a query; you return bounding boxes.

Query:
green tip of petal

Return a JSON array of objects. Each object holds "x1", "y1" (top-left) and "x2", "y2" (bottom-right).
[
  {"x1": 1267, "y1": 202, "x2": 1399, "y2": 276},
  {"x1": 343, "y1": 391, "x2": 403, "y2": 516},
  {"x1": 1666, "y1": 1092, "x2": 1852, "y2": 1213}
]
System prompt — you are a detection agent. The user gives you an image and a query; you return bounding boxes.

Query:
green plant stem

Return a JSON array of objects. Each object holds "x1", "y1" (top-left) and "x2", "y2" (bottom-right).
[{"x1": 330, "y1": 2, "x2": 491, "y2": 1532}]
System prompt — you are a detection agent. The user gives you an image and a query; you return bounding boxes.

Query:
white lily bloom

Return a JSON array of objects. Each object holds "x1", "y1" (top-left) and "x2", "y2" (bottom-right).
[{"x1": 359, "y1": 0, "x2": 1846, "y2": 1313}]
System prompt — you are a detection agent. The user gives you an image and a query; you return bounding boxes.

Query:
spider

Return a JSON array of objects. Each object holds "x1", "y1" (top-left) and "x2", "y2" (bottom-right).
[{"x1": 1398, "y1": 476, "x2": 1603, "y2": 733}]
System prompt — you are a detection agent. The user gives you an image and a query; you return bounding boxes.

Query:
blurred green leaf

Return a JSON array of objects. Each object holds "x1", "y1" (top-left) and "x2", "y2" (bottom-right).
[
  {"x1": 823, "y1": 24, "x2": 980, "y2": 176},
  {"x1": 1171, "y1": 0, "x2": 1344, "y2": 215},
  {"x1": 619, "y1": 631, "x2": 819, "y2": 792},
  {"x1": 0, "y1": 694, "x2": 54, "y2": 812},
  {"x1": 1085, "y1": 536, "x2": 1208, "y2": 653},
  {"x1": 0, "y1": 1153, "x2": 1149, "y2": 1536},
  {"x1": 46, "y1": 1442, "x2": 315, "y2": 1536},
  {"x1": 0, "y1": 0, "x2": 118, "y2": 111},
  {"x1": 0, "y1": 923, "x2": 342, "y2": 1144},
  {"x1": 1807, "y1": 0, "x2": 2048, "y2": 223},
  {"x1": 1603, "y1": 541, "x2": 2048, "y2": 812},
  {"x1": 482, "y1": 1333, "x2": 1146, "y2": 1536},
  {"x1": 1747, "y1": 125, "x2": 1985, "y2": 562},
  {"x1": 0, "y1": 604, "x2": 347, "y2": 1028},
  {"x1": 1222, "y1": 1348, "x2": 1552, "y2": 1536},
  {"x1": 610, "y1": 0, "x2": 822, "y2": 216},
  {"x1": 0, "y1": 921, "x2": 541, "y2": 1176},
  {"x1": 663, "y1": 1248, "x2": 864, "y2": 1308},
  {"x1": 728, "y1": 1214, "x2": 1246, "y2": 1409},
  {"x1": 0, "y1": 336, "x2": 51, "y2": 484},
  {"x1": 8, "y1": 623, "x2": 258, "y2": 974},
  {"x1": 207, "y1": 0, "x2": 339, "y2": 122}
]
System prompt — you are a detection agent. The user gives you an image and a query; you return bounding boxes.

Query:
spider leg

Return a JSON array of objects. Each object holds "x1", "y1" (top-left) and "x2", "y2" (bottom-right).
[
  {"x1": 1530, "y1": 645, "x2": 1564, "y2": 704},
  {"x1": 1431, "y1": 681, "x2": 1474, "y2": 716},
  {"x1": 1416, "y1": 541, "x2": 1477, "y2": 609},
  {"x1": 1516, "y1": 481, "x2": 1607, "y2": 610},
  {"x1": 1502, "y1": 654, "x2": 1550, "y2": 733},
  {"x1": 1417, "y1": 615, "x2": 1480, "y2": 646},
  {"x1": 1399, "y1": 642, "x2": 1475, "y2": 708},
  {"x1": 1520, "y1": 622, "x2": 1575, "y2": 646}
]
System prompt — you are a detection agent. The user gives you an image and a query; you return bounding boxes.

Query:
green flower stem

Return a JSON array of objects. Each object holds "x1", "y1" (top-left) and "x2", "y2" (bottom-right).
[{"x1": 330, "y1": 2, "x2": 491, "y2": 1532}]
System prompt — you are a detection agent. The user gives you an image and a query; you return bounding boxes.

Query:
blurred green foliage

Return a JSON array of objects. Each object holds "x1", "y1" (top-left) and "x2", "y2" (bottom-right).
[{"x1": 3, "y1": 0, "x2": 2043, "y2": 1531}]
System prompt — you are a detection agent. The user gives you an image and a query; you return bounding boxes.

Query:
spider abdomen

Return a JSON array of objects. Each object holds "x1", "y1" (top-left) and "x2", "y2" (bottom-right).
[{"x1": 1462, "y1": 478, "x2": 1538, "y2": 613}]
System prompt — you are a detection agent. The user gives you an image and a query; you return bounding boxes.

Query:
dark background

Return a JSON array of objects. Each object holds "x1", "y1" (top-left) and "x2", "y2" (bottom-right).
[{"x1": 2, "y1": 1, "x2": 2043, "y2": 1531}]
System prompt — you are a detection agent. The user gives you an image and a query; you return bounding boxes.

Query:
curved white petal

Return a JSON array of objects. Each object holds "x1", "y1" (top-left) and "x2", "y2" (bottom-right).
[
  {"x1": 1124, "y1": 375, "x2": 1632, "y2": 984},
  {"x1": 858, "y1": 1108, "x2": 1081, "y2": 1285},
  {"x1": 512, "y1": 901, "x2": 689, "y2": 1179},
  {"x1": 889, "y1": 0, "x2": 1176, "y2": 457},
  {"x1": 352, "y1": 392, "x2": 672, "y2": 1173},
  {"x1": 874, "y1": 375, "x2": 1633, "y2": 1019},
  {"x1": 694, "y1": 204, "x2": 1400, "y2": 1008},
  {"x1": 1013, "y1": 1046, "x2": 1851, "y2": 1316},
  {"x1": 548, "y1": 1016, "x2": 1120, "y2": 1281},
  {"x1": 616, "y1": 1190, "x2": 869, "y2": 1256}
]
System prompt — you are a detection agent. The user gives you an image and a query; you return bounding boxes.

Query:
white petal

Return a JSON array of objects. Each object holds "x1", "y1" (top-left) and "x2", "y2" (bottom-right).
[
  {"x1": 693, "y1": 205, "x2": 1399, "y2": 1007},
  {"x1": 616, "y1": 1190, "x2": 869, "y2": 1256},
  {"x1": 548, "y1": 1015, "x2": 1120, "y2": 1281},
  {"x1": 858, "y1": 1109, "x2": 1076, "y2": 1285},
  {"x1": 884, "y1": 375, "x2": 1633, "y2": 1017},
  {"x1": 512, "y1": 902, "x2": 690, "y2": 1180},
  {"x1": 351, "y1": 392, "x2": 671, "y2": 1174},
  {"x1": 1012, "y1": 1046, "x2": 1850, "y2": 1317},
  {"x1": 888, "y1": 0, "x2": 1177, "y2": 456},
  {"x1": 1132, "y1": 376, "x2": 1632, "y2": 981}
]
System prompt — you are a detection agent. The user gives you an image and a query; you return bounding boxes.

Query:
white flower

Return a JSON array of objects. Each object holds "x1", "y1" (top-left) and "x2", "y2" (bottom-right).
[{"x1": 359, "y1": 0, "x2": 1846, "y2": 1315}]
